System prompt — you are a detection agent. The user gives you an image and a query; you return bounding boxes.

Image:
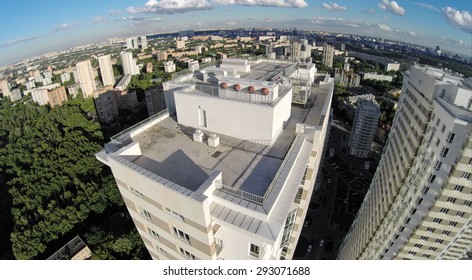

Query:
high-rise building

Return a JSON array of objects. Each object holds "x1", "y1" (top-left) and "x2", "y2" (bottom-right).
[
  {"x1": 322, "y1": 45, "x2": 334, "y2": 68},
  {"x1": 96, "y1": 58, "x2": 334, "y2": 260},
  {"x1": 31, "y1": 88, "x2": 49, "y2": 105},
  {"x1": 126, "y1": 37, "x2": 139, "y2": 49},
  {"x1": 0, "y1": 79, "x2": 10, "y2": 98},
  {"x1": 338, "y1": 65, "x2": 472, "y2": 260},
  {"x1": 140, "y1": 36, "x2": 148, "y2": 49},
  {"x1": 93, "y1": 86, "x2": 119, "y2": 124},
  {"x1": 145, "y1": 86, "x2": 166, "y2": 116},
  {"x1": 121, "y1": 52, "x2": 139, "y2": 76},
  {"x1": 47, "y1": 86, "x2": 68, "y2": 108},
  {"x1": 98, "y1": 55, "x2": 115, "y2": 86},
  {"x1": 76, "y1": 60, "x2": 97, "y2": 98},
  {"x1": 349, "y1": 97, "x2": 381, "y2": 158},
  {"x1": 61, "y1": 72, "x2": 71, "y2": 83}
]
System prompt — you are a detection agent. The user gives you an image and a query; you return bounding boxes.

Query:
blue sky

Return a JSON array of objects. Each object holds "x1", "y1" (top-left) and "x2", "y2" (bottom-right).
[{"x1": 0, "y1": 0, "x2": 471, "y2": 66}]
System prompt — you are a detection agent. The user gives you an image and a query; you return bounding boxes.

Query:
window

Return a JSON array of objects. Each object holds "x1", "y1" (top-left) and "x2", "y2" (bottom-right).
[
  {"x1": 249, "y1": 243, "x2": 260, "y2": 258},
  {"x1": 420, "y1": 236, "x2": 429, "y2": 241},
  {"x1": 129, "y1": 186, "x2": 143, "y2": 198},
  {"x1": 440, "y1": 147, "x2": 449, "y2": 157},
  {"x1": 179, "y1": 248, "x2": 196, "y2": 260},
  {"x1": 433, "y1": 218, "x2": 442, "y2": 224},
  {"x1": 400, "y1": 226, "x2": 405, "y2": 232},
  {"x1": 172, "y1": 227, "x2": 191, "y2": 243},
  {"x1": 464, "y1": 200, "x2": 472, "y2": 207},
  {"x1": 434, "y1": 161, "x2": 442, "y2": 171},
  {"x1": 426, "y1": 227, "x2": 435, "y2": 233},
  {"x1": 422, "y1": 187, "x2": 430, "y2": 195},
  {"x1": 439, "y1": 208, "x2": 449, "y2": 214},
  {"x1": 156, "y1": 245, "x2": 167, "y2": 256},
  {"x1": 461, "y1": 172, "x2": 471, "y2": 179},
  {"x1": 198, "y1": 106, "x2": 207, "y2": 128},
  {"x1": 454, "y1": 185, "x2": 464, "y2": 192},
  {"x1": 165, "y1": 208, "x2": 185, "y2": 222},
  {"x1": 423, "y1": 254, "x2": 431, "y2": 258},
  {"x1": 442, "y1": 230, "x2": 451, "y2": 236},
  {"x1": 428, "y1": 175, "x2": 436, "y2": 183},
  {"x1": 456, "y1": 211, "x2": 465, "y2": 217},
  {"x1": 408, "y1": 251, "x2": 417, "y2": 256},
  {"x1": 410, "y1": 209, "x2": 417, "y2": 215},
  {"x1": 446, "y1": 133, "x2": 455, "y2": 143},
  {"x1": 414, "y1": 244, "x2": 422, "y2": 248},
  {"x1": 139, "y1": 208, "x2": 151, "y2": 220},
  {"x1": 148, "y1": 228, "x2": 159, "y2": 239},
  {"x1": 435, "y1": 239, "x2": 444, "y2": 244},
  {"x1": 449, "y1": 221, "x2": 458, "y2": 227},
  {"x1": 447, "y1": 197, "x2": 456, "y2": 203},
  {"x1": 429, "y1": 247, "x2": 437, "y2": 252}
]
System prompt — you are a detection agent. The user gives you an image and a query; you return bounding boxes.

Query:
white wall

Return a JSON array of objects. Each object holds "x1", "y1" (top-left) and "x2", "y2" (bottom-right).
[{"x1": 174, "y1": 92, "x2": 278, "y2": 141}]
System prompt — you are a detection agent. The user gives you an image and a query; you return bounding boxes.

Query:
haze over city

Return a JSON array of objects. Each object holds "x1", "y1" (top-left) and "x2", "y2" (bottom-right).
[{"x1": 1, "y1": 0, "x2": 471, "y2": 66}]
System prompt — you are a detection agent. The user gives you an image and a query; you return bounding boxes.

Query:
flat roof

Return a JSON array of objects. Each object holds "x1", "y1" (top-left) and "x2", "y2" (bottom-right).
[
  {"x1": 240, "y1": 62, "x2": 293, "y2": 81},
  {"x1": 129, "y1": 83, "x2": 328, "y2": 197}
]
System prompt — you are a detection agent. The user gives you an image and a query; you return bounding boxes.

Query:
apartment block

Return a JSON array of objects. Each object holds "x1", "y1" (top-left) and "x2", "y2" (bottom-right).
[
  {"x1": 93, "y1": 86, "x2": 119, "y2": 124},
  {"x1": 47, "y1": 86, "x2": 68, "y2": 108},
  {"x1": 1, "y1": 79, "x2": 11, "y2": 98},
  {"x1": 338, "y1": 66, "x2": 472, "y2": 260},
  {"x1": 349, "y1": 97, "x2": 381, "y2": 158},
  {"x1": 76, "y1": 60, "x2": 96, "y2": 98},
  {"x1": 322, "y1": 45, "x2": 334, "y2": 68},
  {"x1": 96, "y1": 58, "x2": 334, "y2": 260},
  {"x1": 98, "y1": 55, "x2": 115, "y2": 86},
  {"x1": 121, "y1": 52, "x2": 139, "y2": 76}
]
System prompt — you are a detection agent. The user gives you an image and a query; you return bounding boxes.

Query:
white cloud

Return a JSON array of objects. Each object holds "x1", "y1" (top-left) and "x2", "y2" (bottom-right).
[
  {"x1": 93, "y1": 16, "x2": 107, "y2": 23},
  {"x1": 442, "y1": 7, "x2": 472, "y2": 34},
  {"x1": 109, "y1": 9, "x2": 123, "y2": 15},
  {"x1": 322, "y1": 2, "x2": 346, "y2": 11},
  {"x1": 128, "y1": 0, "x2": 214, "y2": 14},
  {"x1": 408, "y1": 30, "x2": 417, "y2": 36},
  {"x1": 128, "y1": 0, "x2": 308, "y2": 14},
  {"x1": 363, "y1": 8, "x2": 375, "y2": 14},
  {"x1": 225, "y1": 20, "x2": 237, "y2": 25},
  {"x1": 377, "y1": 23, "x2": 392, "y2": 32},
  {"x1": 378, "y1": 0, "x2": 405, "y2": 16},
  {"x1": 54, "y1": 21, "x2": 79, "y2": 32},
  {"x1": 117, "y1": 16, "x2": 162, "y2": 26},
  {"x1": 214, "y1": 0, "x2": 308, "y2": 8},
  {"x1": 414, "y1": 2, "x2": 440, "y2": 12},
  {"x1": 383, "y1": 15, "x2": 389, "y2": 20}
]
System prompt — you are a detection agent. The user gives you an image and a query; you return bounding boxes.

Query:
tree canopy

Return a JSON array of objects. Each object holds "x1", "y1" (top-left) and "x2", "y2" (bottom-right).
[{"x1": 0, "y1": 99, "x2": 122, "y2": 259}]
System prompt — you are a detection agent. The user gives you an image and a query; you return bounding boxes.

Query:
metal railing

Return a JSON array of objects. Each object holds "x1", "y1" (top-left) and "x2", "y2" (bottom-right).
[
  {"x1": 215, "y1": 134, "x2": 303, "y2": 205},
  {"x1": 110, "y1": 109, "x2": 169, "y2": 144}
]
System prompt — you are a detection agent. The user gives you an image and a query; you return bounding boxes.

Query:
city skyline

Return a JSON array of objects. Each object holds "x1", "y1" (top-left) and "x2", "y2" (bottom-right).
[{"x1": 1, "y1": 0, "x2": 471, "y2": 66}]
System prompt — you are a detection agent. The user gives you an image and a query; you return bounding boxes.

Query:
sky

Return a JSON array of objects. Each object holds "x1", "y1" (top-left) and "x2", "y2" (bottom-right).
[{"x1": 0, "y1": 0, "x2": 471, "y2": 66}]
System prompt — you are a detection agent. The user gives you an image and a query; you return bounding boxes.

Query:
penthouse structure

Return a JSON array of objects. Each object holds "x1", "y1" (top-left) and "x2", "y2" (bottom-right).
[
  {"x1": 96, "y1": 58, "x2": 334, "y2": 260},
  {"x1": 338, "y1": 66, "x2": 472, "y2": 260}
]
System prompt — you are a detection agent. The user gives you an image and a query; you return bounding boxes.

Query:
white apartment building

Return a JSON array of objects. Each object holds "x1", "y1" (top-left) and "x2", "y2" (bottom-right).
[
  {"x1": 31, "y1": 88, "x2": 49, "y2": 105},
  {"x1": 140, "y1": 36, "x2": 148, "y2": 50},
  {"x1": 338, "y1": 66, "x2": 472, "y2": 260},
  {"x1": 121, "y1": 52, "x2": 139, "y2": 76},
  {"x1": 98, "y1": 54, "x2": 115, "y2": 86},
  {"x1": 96, "y1": 59, "x2": 334, "y2": 260},
  {"x1": 349, "y1": 97, "x2": 381, "y2": 158},
  {"x1": 164, "y1": 61, "x2": 176, "y2": 73},
  {"x1": 0, "y1": 79, "x2": 10, "y2": 98},
  {"x1": 322, "y1": 45, "x2": 334, "y2": 68},
  {"x1": 176, "y1": 40, "x2": 186, "y2": 50},
  {"x1": 61, "y1": 72, "x2": 71, "y2": 83},
  {"x1": 76, "y1": 60, "x2": 97, "y2": 98}
]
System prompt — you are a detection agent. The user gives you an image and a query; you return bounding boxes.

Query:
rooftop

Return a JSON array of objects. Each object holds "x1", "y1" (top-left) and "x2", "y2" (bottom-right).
[{"x1": 109, "y1": 81, "x2": 329, "y2": 201}]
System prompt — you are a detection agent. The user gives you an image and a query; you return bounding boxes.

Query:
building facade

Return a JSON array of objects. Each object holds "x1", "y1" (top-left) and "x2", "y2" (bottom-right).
[
  {"x1": 121, "y1": 52, "x2": 139, "y2": 76},
  {"x1": 322, "y1": 45, "x2": 334, "y2": 68},
  {"x1": 349, "y1": 97, "x2": 381, "y2": 158},
  {"x1": 76, "y1": 60, "x2": 97, "y2": 98},
  {"x1": 98, "y1": 55, "x2": 115, "y2": 86},
  {"x1": 0, "y1": 79, "x2": 10, "y2": 98},
  {"x1": 93, "y1": 86, "x2": 119, "y2": 124},
  {"x1": 338, "y1": 66, "x2": 472, "y2": 260},
  {"x1": 96, "y1": 59, "x2": 334, "y2": 260}
]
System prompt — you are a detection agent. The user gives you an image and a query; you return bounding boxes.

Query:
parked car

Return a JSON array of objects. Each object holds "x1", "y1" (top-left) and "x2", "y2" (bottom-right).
[
  {"x1": 307, "y1": 245, "x2": 313, "y2": 253},
  {"x1": 319, "y1": 239, "x2": 325, "y2": 247}
]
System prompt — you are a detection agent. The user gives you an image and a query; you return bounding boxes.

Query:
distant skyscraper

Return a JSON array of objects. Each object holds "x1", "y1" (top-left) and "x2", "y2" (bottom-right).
[
  {"x1": 349, "y1": 97, "x2": 381, "y2": 158},
  {"x1": 98, "y1": 55, "x2": 115, "y2": 86},
  {"x1": 322, "y1": 45, "x2": 334, "y2": 68},
  {"x1": 121, "y1": 52, "x2": 139, "y2": 76},
  {"x1": 140, "y1": 36, "x2": 148, "y2": 49},
  {"x1": 76, "y1": 60, "x2": 96, "y2": 98},
  {"x1": 338, "y1": 65, "x2": 472, "y2": 260},
  {"x1": 126, "y1": 37, "x2": 138, "y2": 49},
  {"x1": 0, "y1": 79, "x2": 10, "y2": 98}
]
